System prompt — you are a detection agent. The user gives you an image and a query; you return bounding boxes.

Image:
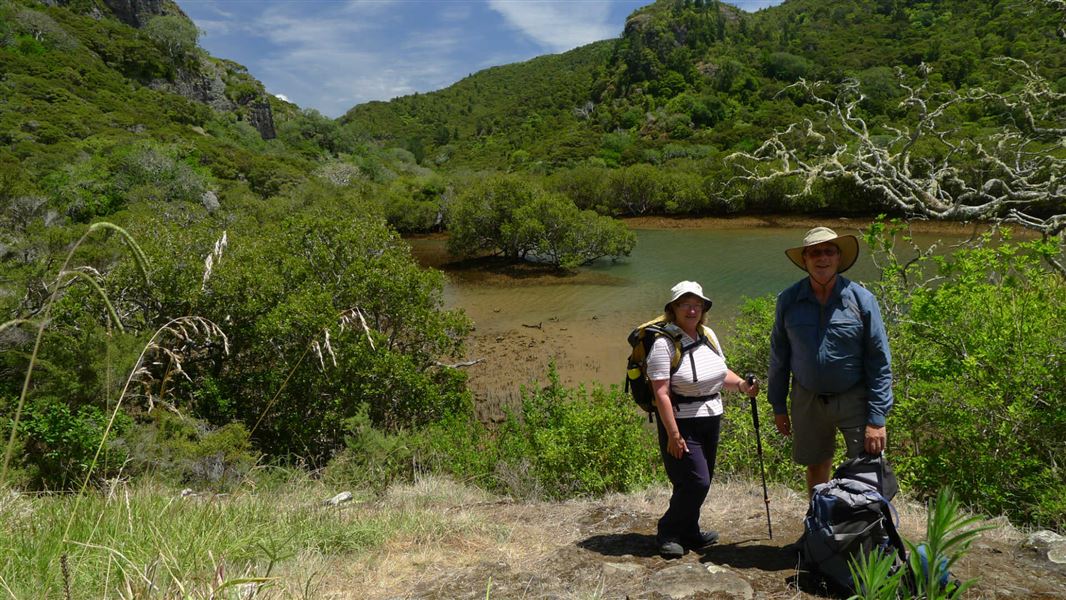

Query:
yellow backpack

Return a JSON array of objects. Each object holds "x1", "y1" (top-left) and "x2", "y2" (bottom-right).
[{"x1": 624, "y1": 316, "x2": 719, "y2": 416}]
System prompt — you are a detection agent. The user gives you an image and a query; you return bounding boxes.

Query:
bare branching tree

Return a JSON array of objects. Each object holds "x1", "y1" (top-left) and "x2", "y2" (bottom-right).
[{"x1": 728, "y1": 57, "x2": 1065, "y2": 271}]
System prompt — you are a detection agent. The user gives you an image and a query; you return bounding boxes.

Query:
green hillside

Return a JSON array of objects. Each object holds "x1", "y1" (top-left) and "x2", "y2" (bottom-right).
[
  {"x1": 343, "y1": 41, "x2": 615, "y2": 169},
  {"x1": 0, "y1": 0, "x2": 1063, "y2": 562},
  {"x1": 342, "y1": 0, "x2": 1065, "y2": 174}
]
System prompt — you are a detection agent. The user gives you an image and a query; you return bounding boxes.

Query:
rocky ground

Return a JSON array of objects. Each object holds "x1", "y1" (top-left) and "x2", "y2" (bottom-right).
[{"x1": 352, "y1": 479, "x2": 1066, "y2": 600}]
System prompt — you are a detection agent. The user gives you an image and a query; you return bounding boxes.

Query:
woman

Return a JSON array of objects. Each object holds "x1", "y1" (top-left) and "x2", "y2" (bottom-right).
[{"x1": 648, "y1": 280, "x2": 759, "y2": 558}]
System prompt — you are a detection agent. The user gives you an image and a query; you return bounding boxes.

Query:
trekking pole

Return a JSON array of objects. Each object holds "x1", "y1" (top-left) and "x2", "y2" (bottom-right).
[{"x1": 746, "y1": 373, "x2": 773, "y2": 540}]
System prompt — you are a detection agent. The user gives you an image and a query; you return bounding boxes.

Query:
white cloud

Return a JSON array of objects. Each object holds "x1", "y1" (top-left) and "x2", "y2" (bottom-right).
[
  {"x1": 184, "y1": 0, "x2": 668, "y2": 116},
  {"x1": 486, "y1": 0, "x2": 618, "y2": 52},
  {"x1": 240, "y1": 3, "x2": 465, "y2": 116}
]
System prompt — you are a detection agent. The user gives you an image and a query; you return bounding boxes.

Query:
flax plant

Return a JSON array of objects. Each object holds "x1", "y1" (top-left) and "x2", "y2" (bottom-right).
[{"x1": 847, "y1": 488, "x2": 991, "y2": 600}]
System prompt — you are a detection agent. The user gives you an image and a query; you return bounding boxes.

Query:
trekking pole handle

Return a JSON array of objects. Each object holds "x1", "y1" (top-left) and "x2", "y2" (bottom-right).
[{"x1": 745, "y1": 374, "x2": 762, "y2": 438}]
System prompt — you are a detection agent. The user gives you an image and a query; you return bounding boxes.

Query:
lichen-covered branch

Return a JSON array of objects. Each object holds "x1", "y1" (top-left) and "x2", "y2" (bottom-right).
[{"x1": 728, "y1": 60, "x2": 1065, "y2": 239}]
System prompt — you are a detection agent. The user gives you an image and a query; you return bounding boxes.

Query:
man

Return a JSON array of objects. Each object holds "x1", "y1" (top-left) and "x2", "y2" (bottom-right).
[{"x1": 768, "y1": 227, "x2": 893, "y2": 498}]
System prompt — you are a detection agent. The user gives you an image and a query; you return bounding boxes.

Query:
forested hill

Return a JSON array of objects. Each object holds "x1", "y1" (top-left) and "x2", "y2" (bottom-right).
[
  {"x1": 344, "y1": 40, "x2": 616, "y2": 168},
  {"x1": 341, "y1": 0, "x2": 1065, "y2": 172},
  {"x1": 0, "y1": 0, "x2": 381, "y2": 218}
]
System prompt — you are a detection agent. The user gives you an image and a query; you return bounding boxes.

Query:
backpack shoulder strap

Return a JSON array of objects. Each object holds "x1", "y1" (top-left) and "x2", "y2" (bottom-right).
[
  {"x1": 698, "y1": 324, "x2": 721, "y2": 357},
  {"x1": 629, "y1": 318, "x2": 685, "y2": 373},
  {"x1": 651, "y1": 321, "x2": 686, "y2": 373}
]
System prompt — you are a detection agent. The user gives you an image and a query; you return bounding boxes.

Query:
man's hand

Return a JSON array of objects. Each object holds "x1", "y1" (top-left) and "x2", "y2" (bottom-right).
[
  {"x1": 774, "y1": 414, "x2": 792, "y2": 437},
  {"x1": 865, "y1": 424, "x2": 886, "y2": 455}
]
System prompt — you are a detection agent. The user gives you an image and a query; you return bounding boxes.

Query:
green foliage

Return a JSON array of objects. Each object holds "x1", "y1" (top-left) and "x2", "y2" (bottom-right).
[
  {"x1": 324, "y1": 404, "x2": 415, "y2": 493},
  {"x1": 340, "y1": 0, "x2": 1064, "y2": 210},
  {"x1": 882, "y1": 231, "x2": 1066, "y2": 528},
  {"x1": 716, "y1": 296, "x2": 806, "y2": 484},
  {"x1": 109, "y1": 190, "x2": 472, "y2": 462},
  {"x1": 847, "y1": 488, "x2": 990, "y2": 600},
  {"x1": 141, "y1": 15, "x2": 199, "y2": 64},
  {"x1": 13, "y1": 396, "x2": 130, "y2": 489},
  {"x1": 123, "y1": 412, "x2": 257, "y2": 491},
  {"x1": 904, "y1": 488, "x2": 990, "y2": 599},
  {"x1": 763, "y1": 51, "x2": 816, "y2": 81},
  {"x1": 495, "y1": 365, "x2": 661, "y2": 499},
  {"x1": 446, "y1": 175, "x2": 634, "y2": 268},
  {"x1": 727, "y1": 224, "x2": 1066, "y2": 527}
]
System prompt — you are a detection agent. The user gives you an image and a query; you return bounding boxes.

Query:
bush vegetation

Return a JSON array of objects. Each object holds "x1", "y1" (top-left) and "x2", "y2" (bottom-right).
[
  {"x1": 1, "y1": 0, "x2": 1063, "y2": 569},
  {"x1": 723, "y1": 220, "x2": 1066, "y2": 530}
]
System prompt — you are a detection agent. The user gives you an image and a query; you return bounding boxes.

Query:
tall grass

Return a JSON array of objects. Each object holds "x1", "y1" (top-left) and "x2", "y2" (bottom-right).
[
  {"x1": 2, "y1": 222, "x2": 149, "y2": 485},
  {"x1": 0, "y1": 473, "x2": 504, "y2": 598}
]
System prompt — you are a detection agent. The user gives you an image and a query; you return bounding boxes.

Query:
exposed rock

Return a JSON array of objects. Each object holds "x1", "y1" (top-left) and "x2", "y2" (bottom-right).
[
  {"x1": 648, "y1": 562, "x2": 754, "y2": 599},
  {"x1": 1049, "y1": 543, "x2": 1066, "y2": 565},
  {"x1": 1027, "y1": 530, "x2": 1066, "y2": 552},
  {"x1": 201, "y1": 190, "x2": 220, "y2": 213},
  {"x1": 1024, "y1": 530, "x2": 1066, "y2": 566},
  {"x1": 602, "y1": 561, "x2": 644, "y2": 577},
  {"x1": 153, "y1": 60, "x2": 235, "y2": 113},
  {"x1": 101, "y1": 0, "x2": 167, "y2": 28},
  {"x1": 324, "y1": 491, "x2": 353, "y2": 506},
  {"x1": 245, "y1": 100, "x2": 277, "y2": 140}
]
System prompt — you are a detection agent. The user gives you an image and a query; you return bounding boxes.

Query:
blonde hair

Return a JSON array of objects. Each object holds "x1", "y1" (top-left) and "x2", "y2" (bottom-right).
[{"x1": 663, "y1": 294, "x2": 707, "y2": 327}]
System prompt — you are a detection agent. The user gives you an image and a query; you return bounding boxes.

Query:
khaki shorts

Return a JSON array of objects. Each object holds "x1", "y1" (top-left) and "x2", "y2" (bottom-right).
[{"x1": 790, "y1": 381, "x2": 867, "y2": 465}]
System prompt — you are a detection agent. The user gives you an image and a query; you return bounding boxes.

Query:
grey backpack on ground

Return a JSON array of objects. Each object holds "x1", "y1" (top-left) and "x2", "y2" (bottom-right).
[{"x1": 800, "y1": 455, "x2": 907, "y2": 596}]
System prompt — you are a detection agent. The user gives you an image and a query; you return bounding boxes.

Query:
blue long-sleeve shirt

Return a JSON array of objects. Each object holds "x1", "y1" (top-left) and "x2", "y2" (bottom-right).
[{"x1": 768, "y1": 275, "x2": 893, "y2": 426}]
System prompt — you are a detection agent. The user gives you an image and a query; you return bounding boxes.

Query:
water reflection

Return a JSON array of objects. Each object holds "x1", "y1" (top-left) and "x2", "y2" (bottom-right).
[{"x1": 407, "y1": 221, "x2": 978, "y2": 402}]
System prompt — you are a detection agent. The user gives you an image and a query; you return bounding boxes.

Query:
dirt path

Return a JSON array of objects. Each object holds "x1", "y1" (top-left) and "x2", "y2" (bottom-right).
[{"x1": 329, "y1": 479, "x2": 1066, "y2": 599}]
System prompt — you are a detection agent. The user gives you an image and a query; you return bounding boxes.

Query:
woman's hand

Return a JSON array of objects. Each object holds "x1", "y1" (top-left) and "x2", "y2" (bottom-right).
[
  {"x1": 740, "y1": 377, "x2": 760, "y2": 398},
  {"x1": 667, "y1": 433, "x2": 688, "y2": 459}
]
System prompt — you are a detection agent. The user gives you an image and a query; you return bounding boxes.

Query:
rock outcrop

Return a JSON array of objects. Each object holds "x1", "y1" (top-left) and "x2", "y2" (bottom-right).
[
  {"x1": 150, "y1": 58, "x2": 278, "y2": 141},
  {"x1": 155, "y1": 60, "x2": 235, "y2": 113},
  {"x1": 245, "y1": 100, "x2": 277, "y2": 140},
  {"x1": 101, "y1": 0, "x2": 168, "y2": 28}
]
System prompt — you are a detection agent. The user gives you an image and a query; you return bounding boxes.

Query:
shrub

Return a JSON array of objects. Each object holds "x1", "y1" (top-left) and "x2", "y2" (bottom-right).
[
  {"x1": 13, "y1": 397, "x2": 130, "y2": 489},
  {"x1": 112, "y1": 198, "x2": 472, "y2": 462},
  {"x1": 495, "y1": 365, "x2": 660, "y2": 499},
  {"x1": 883, "y1": 233, "x2": 1066, "y2": 528},
  {"x1": 447, "y1": 175, "x2": 634, "y2": 268},
  {"x1": 122, "y1": 412, "x2": 257, "y2": 491},
  {"x1": 716, "y1": 296, "x2": 808, "y2": 486}
]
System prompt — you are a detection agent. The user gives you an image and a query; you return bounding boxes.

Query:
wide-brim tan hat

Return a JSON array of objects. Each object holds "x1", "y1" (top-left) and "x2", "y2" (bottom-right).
[
  {"x1": 785, "y1": 227, "x2": 859, "y2": 273},
  {"x1": 665, "y1": 280, "x2": 712, "y2": 312}
]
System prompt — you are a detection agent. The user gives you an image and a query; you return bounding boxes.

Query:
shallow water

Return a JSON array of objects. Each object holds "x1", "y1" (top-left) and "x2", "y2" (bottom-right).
[{"x1": 407, "y1": 220, "x2": 977, "y2": 402}]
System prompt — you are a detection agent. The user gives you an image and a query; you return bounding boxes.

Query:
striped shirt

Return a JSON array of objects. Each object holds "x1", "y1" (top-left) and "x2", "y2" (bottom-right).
[{"x1": 647, "y1": 328, "x2": 728, "y2": 418}]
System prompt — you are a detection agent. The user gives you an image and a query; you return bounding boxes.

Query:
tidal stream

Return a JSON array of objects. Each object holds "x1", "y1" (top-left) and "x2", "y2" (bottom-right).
[{"x1": 407, "y1": 217, "x2": 982, "y2": 417}]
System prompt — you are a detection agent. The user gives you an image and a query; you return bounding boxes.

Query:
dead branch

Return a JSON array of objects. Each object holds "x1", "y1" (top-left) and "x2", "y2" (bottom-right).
[
  {"x1": 434, "y1": 358, "x2": 484, "y2": 368},
  {"x1": 727, "y1": 60, "x2": 1065, "y2": 247}
]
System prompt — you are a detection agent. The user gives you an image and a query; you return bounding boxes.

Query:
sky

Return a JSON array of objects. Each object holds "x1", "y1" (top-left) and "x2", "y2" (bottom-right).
[{"x1": 180, "y1": 0, "x2": 785, "y2": 118}]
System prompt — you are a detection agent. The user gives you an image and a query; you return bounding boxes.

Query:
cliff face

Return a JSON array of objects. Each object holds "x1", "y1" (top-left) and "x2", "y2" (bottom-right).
[
  {"x1": 153, "y1": 59, "x2": 235, "y2": 112},
  {"x1": 245, "y1": 101, "x2": 277, "y2": 140},
  {"x1": 101, "y1": 0, "x2": 168, "y2": 27},
  {"x1": 151, "y1": 59, "x2": 279, "y2": 140}
]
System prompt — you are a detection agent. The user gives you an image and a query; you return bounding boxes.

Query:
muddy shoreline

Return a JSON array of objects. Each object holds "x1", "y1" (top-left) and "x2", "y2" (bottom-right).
[{"x1": 413, "y1": 215, "x2": 1025, "y2": 417}]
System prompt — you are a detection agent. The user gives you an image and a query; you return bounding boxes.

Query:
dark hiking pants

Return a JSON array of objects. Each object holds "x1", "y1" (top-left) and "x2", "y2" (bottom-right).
[{"x1": 656, "y1": 414, "x2": 722, "y2": 543}]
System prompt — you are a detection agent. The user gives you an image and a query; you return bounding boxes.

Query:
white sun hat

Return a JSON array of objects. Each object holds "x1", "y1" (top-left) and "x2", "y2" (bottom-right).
[{"x1": 665, "y1": 280, "x2": 712, "y2": 312}]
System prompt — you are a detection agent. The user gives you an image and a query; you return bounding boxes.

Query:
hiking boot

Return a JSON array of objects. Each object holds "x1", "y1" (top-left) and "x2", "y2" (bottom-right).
[
  {"x1": 681, "y1": 530, "x2": 719, "y2": 549},
  {"x1": 658, "y1": 539, "x2": 684, "y2": 559}
]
